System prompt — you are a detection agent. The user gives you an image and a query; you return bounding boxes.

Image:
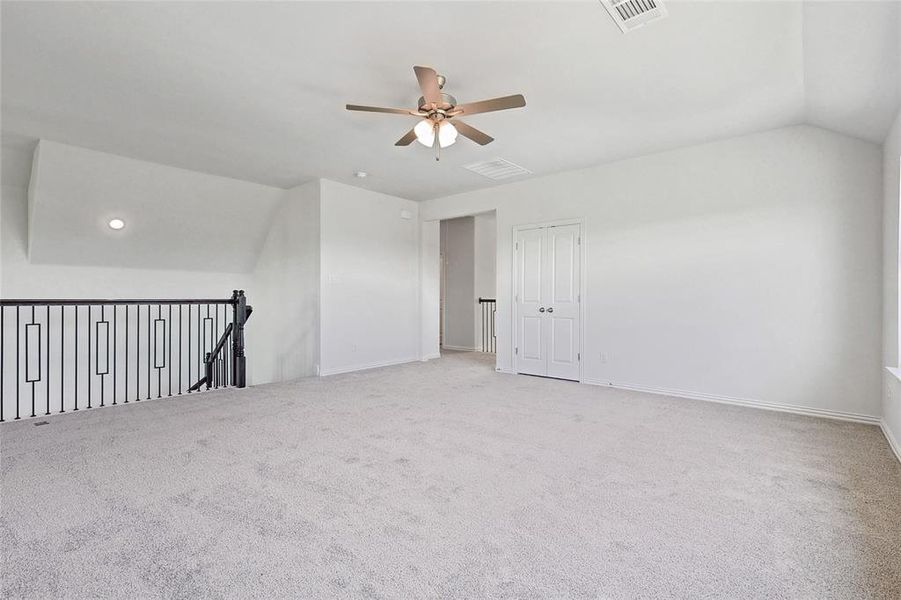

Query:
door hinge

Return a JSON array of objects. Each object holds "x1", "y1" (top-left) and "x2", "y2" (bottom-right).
[
  {"x1": 515, "y1": 242, "x2": 519, "y2": 251},
  {"x1": 578, "y1": 236, "x2": 581, "y2": 245},
  {"x1": 515, "y1": 347, "x2": 519, "y2": 355},
  {"x1": 578, "y1": 352, "x2": 581, "y2": 361}
]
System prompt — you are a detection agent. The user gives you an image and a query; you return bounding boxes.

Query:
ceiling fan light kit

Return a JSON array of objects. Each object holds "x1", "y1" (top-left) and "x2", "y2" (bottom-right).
[{"x1": 346, "y1": 65, "x2": 526, "y2": 160}]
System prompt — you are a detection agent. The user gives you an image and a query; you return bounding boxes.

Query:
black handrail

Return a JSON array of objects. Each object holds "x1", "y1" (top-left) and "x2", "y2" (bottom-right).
[
  {"x1": 0, "y1": 290, "x2": 251, "y2": 422},
  {"x1": 189, "y1": 323, "x2": 233, "y2": 392},
  {"x1": 0, "y1": 299, "x2": 236, "y2": 307}
]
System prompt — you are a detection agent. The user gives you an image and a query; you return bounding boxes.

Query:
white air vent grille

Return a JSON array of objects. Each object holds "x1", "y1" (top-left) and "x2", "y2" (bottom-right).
[
  {"x1": 601, "y1": 0, "x2": 667, "y2": 33},
  {"x1": 463, "y1": 158, "x2": 532, "y2": 181}
]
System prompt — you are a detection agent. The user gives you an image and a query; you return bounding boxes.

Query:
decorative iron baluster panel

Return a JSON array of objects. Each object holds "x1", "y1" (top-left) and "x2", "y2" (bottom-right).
[{"x1": 0, "y1": 292, "x2": 249, "y2": 422}]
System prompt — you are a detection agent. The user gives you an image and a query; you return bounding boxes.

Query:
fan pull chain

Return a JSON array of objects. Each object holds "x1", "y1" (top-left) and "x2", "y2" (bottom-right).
[{"x1": 435, "y1": 122, "x2": 441, "y2": 161}]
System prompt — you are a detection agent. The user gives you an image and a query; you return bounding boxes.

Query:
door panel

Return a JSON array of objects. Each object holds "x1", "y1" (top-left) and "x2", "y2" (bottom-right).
[
  {"x1": 515, "y1": 223, "x2": 581, "y2": 381},
  {"x1": 515, "y1": 227, "x2": 547, "y2": 376},
  {"x1": 550, "y1": 318, "x2": 574, "y2": 363},
  {"x1": 521, "y1": 317, "x2": 543, "y2": 360},
  {"x1": 546, "y1": 224, "x2": 581, "y2": 380}
]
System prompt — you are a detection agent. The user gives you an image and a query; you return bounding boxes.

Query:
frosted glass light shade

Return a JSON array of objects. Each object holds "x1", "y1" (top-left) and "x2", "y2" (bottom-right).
[
  {"x1": 414, "y1": 119, "x2": 435, "y2": 147},
  {"x1": 438, "y1": 121, "x2": 458, "y2": 148}
]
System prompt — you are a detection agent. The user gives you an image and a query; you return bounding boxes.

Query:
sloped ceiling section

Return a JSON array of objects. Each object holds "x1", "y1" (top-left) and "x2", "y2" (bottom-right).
[
  {"x1": 27, "y1": 141, "x2": 284, "y2": 272},
  {"x1": 1, "y1": 1, "x2": 899, "y2": 202},
  {"x1": 803, "y1": 1, "x2": 901, "y2": 142}
]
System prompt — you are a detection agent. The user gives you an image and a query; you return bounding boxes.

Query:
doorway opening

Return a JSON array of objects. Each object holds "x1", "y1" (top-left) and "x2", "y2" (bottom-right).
[{"x1": 439, "y1": 212, "x2": 497, "y2": 357}]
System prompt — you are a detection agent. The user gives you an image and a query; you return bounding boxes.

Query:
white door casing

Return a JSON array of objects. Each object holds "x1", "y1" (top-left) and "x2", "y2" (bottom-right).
[{"x1": 514, "y1": 222, "x2": 582, "y2": 381}]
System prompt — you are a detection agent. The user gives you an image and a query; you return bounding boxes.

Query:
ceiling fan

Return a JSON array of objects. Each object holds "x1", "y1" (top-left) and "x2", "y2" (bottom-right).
[{"x1": 346, "y1": 65, "x2": 526, "y2": 160}]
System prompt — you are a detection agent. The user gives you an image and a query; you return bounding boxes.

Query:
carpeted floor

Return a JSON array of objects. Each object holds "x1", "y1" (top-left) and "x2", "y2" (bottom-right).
[{"x1": 2, "y1": 351, "x2": 900, "y2": 599}]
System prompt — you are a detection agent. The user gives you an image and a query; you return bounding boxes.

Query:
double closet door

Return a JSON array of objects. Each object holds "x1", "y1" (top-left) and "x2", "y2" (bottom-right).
[{"x1": 514, "y1": 223, "x2": 581, "y2": 381}]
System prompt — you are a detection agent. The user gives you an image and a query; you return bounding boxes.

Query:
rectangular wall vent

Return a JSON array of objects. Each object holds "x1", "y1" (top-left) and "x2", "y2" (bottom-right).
[
  {"x1": 600, "y1": 0, "x2": 667, "y2": 33},
  {"x1": 463, "y1": 158, "x2": 532, "y2": 181}
]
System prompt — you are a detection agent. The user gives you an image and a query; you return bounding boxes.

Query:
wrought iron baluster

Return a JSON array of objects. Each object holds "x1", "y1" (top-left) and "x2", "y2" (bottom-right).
[
  {"x1": 87, "y1": 305, "x2": 92, "y2": 409},
  {"x1": 146, "y1": 304, "x2": 151, "y2": 401},
  {"x1": 135, "y1": 304, "x2": 140, "y2": 402},
  {"x1": 16, "y1": 306, "x2": 20, "y2": 419},
  {"x1": 125, "y1": 305, "x2": 130, "y2": 404},
  {"x1": 1, "y1": 307, "x2": 4, "y2": 423},
  {"x1": 98, "y1": 305, "x2": 105, "y2": 407},
  {"x1": 214, "y1": 303, "x2": 219, "y2": 389},
  {"x1": 187, "y1": 304, "x2": 192, "y2": 394},
  {"x1": 113, "y1": 305, "x2": 117, "y2": 406},
  {"x1": 179, "y1": 304, "x2": 183, "y2": 395},
  {"x1": 73, "y1": 306, "x2": 78, "y2": 412},
  {"x1": 60, "y1": 306, "x2": 64, "y2": 413},
  {"x1": 29, "y1": 306, "x2": 36, "y2": 418},
  {"x1": 46, "y1": 305, "x2": 50, "y2": 415},
  {"x1": 168, "y1": 304, "x2": 172, "y2": 397},
  {"x1": 156, "y1": 304, "x2": 162, "y2": 399}
]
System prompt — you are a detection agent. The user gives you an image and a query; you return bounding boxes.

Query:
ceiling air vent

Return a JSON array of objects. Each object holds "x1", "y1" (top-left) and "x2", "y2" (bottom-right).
[
  {"x1": 600, "y1": 0, "x2": 667, "y2": 33},
  {"x1": 463, "y1": 158, "x2": 532, "y2": 181}
]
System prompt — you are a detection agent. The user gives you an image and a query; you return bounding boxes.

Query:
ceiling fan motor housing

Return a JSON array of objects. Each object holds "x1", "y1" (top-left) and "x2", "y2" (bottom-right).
[{"x1": 418, "y1": 93, "x2": 457, "y2": 117}]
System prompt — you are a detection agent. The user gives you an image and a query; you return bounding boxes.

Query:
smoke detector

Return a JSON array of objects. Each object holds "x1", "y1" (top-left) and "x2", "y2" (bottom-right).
[{"x1": 600, "y1": 0, "x2": 668, "y2": 33}]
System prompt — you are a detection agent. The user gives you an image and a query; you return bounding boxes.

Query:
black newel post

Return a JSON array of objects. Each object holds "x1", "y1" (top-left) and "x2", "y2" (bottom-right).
[{"x1": 232, "y1": 290, "x2": 248, "y2": 388}]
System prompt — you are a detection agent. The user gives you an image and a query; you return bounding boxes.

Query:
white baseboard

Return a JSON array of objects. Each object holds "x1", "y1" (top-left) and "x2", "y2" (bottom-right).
[
  {"x1": 881, "y1": 420, "x2": 901, "y2": 464},
  {"x1": 320, "y1": 356, "x2": 419, "y2": 377},
  {"x1": 420, "y1": 353, "x2": 441, "y2": 362},
  {"x1": 581, "y1": 378, "x2": 881, "y2": 425},
  {"x1": 441, "y1": 345, "x2": 479, "y2": 352}
]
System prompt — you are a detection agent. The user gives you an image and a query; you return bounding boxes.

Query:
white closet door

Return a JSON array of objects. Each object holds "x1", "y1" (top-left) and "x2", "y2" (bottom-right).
[
  {"x1": 514, "y1": 227, "x2": 547, "y2": 376},
  {"x1": 546, "y1": 224, "x2": 581, "y2": 380},
  {"x1": 515, "y1": 223, "x2": 581, "y2": 381}
]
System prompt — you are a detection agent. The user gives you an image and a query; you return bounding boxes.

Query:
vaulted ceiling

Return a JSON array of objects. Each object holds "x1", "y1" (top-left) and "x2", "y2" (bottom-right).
[{"x1": 2, "y1": 1, "x2": 899, "y2": 201}]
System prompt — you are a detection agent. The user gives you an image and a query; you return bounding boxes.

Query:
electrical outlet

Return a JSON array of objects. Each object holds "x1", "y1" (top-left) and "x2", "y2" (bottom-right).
[{"x1": 600, "y1": 352, "x2": 608, "y2": 364}]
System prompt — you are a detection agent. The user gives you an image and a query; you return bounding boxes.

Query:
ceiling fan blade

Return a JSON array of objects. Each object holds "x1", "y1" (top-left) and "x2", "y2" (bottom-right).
[
  {"x1": 413, "y1": 65, "x2": 442, "y2": 106},
  {"x1": 453, "y1": 120, "x2": 494, "y2": 146},
  {"x1": 346, "y1": 104, "x2": 420, "y2": 116},
  {"x1": 395, "y1": 128, "x2": 418, "y2": 146},
  {"x1": 455, "y1": 94, "x2": 526, "y2": 116}
]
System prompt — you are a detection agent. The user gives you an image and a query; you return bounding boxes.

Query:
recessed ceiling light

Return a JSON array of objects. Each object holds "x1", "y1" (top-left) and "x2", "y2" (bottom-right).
[
  {"x1": 108, "y1": 218, "x2": 125, "y2": 230},
  {"x1": 354, "y1": 171, "x2": 368, "y2": 178}
]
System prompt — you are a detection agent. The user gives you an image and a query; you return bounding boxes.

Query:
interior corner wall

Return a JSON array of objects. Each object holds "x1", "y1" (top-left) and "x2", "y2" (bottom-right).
[
  {"x1": 420, "y1": 220, "x2": 440, "y2": 361},
  {"x1": 882, "y1": 107, "x2": 901, "y2": 451},
  {"x1": 473, "y1": 211, "x2": 497, "y2": 347},
  {"x1": 421, "y1": 125, "x2": 883, "y2": 419},
  {"x1": 318, "y1": 179, "x2": 420, "y2": 375},
  {"x1": 441, "y1": 217, "x2": 476, "y2": 351},
  {"x1": 250, "y1": 180, "x2": 321, "y2": 385}
]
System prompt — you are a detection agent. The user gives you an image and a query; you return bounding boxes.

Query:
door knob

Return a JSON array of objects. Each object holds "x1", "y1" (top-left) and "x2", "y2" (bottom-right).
[
  {"x1": 538, "y1": 307, "x2": 545, "y2": 313},
  {"x1": 547, "y1": 307, "x2": 554, "y2": 313}
]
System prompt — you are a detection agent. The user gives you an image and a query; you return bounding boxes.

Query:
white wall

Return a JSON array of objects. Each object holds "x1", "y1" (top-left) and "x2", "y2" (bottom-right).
[
  {"x1": 420, "y1": 220, "x2": 440, "y2": 361},
  {"x1": 473, "y1": 211, "x2": 497, "y2": 349},
  {"x1": 441, "y1": 217, "x2": 476, "y2": 350},
  {"x1": 882, "y1": 108, "x2": 901, "y2": 456},
  {"x1": 421, "y1": 125, "x2": 883, "y2": 420},
  {"x1": 318, "y1": 179, "x2": 420, "y2": 375},
  {"x1": 251, "y1": 180, "x2": 320, "y2": 384}
]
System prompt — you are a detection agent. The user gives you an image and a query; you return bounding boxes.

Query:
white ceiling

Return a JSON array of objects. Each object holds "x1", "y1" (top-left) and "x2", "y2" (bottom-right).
[{"x1": 2, "y1": 1, "x2": 899, "y2": 201}]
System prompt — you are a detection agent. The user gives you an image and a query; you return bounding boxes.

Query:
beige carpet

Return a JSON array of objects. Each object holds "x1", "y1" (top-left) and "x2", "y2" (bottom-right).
[{"x1": 2, "y1": 351, "x2": 899, "y2": 599}]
